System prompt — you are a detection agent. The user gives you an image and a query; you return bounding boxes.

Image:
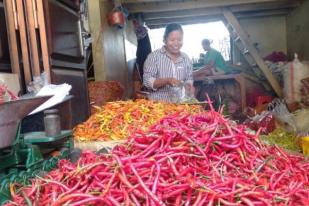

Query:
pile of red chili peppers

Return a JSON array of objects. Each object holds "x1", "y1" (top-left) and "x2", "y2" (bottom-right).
[{"x1": 5, "y1": 105, "x2": 309, "y2": 205}]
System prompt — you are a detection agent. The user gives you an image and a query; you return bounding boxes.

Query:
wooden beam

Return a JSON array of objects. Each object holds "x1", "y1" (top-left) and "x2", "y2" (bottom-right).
[
  {"x1": 122, "y1": 0, "x2": 166, "y2": 3},
  {"x1": 222, "y1": 8, "x2": 282, "y2": 97},
  {"x1": 144, "y1": 7, "x2": 222, "y2": 20},
  {"x1": 3, "y1": 0, "x2": 21, "y2": 75},
  {"x1": 124, "y1": 0, "x2": 288, "y2": 13},
  {"x1": 42, "y1": 1, "x2": 53, "y2": 56},
  {"x1": 147, "y1": 15, "x2": 222, "y2": 27},
  {"x1": 16, "y1": 0, "x2": 32, "y2": 84},
  {"x1": 233, "y1": 8, "x2": 290, "y2": 18},
  {"x1": 229, "y1": 0, "x2": 299, "y2": 12},
  {"x1": 146, "y1": 9, "x2": 289, "y2": 28},
  {"x1": 88, "y1": 0, "x2": 106, "y2": 81},
  {"x1": 25, "y1": 0, "x2": 41, "y2": 77},
  {"x1": 148, "y1": 17, "x2": 223, "y2": 29},
  {"x1": 36, "y1": 0, "x2": 51, "y2": 83},
  {"x1": 143, "y1": 1, "x2": 298, "y2": 20}
]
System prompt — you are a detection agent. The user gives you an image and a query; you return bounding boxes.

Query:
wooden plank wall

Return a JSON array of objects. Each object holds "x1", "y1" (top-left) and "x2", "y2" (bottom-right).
[{"x1": 3, "y1": 0, "x2": 52, "y2": 91}]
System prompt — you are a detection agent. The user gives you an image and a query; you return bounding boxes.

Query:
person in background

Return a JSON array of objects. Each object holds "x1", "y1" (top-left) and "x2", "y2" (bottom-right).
[
  {"x1": 193, "y1": 39, "x2": 238, "y2": 78},
  {"x1": 143, "y1": 23, "x2": 194, "y2": 102},
  {"x1": 132, "y1": 19, "x2": 152, "y2": 99},
  {"x1": 133, "y1": 19, "x2": 152, "y2": 80}
]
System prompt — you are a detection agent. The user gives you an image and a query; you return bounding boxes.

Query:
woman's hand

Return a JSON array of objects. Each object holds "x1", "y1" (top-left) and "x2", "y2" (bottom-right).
[
  {"x1": 166, "y1": 78, "x2": 182, "y2": 87},
  {"x1": 185, "y1": 83, "x2": 195, "y2": 97},
  {"x1": 153, "y1": 78, "x2": 181, "y2": 89}
]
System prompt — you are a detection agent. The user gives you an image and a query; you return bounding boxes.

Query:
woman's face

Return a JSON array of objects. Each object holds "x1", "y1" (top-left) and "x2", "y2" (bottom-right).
[{"x1": 164, "y1": 30, "x2": 183, "y2": 56}]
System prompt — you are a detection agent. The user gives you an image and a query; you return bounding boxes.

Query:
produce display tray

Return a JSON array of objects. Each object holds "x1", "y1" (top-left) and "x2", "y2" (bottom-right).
[
  {"x1": 180, "y1": 101, "x2": 208, "y2": 107},
  {"x1": 74, "y1": 140, "x2": 125, "y2": 151}
]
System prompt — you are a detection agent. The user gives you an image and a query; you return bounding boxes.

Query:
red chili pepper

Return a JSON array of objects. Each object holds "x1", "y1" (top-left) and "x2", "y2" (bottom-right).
[
  {"x1": 162, "y1": 186, "x2": 190, "y2": 200},
  {"x1": 192, "y1": 191, "x2": 203, "y2": 206},
  {"x1": 5, "y1": 106, "x2": 309, "y2": 206},
  {"x1": 174, "y1": 194, "x2": 182, "y2": 206},
  {"x1": 69, "y1": 197, "x2": 108, "y2": 206},
  {"x1": 129, "y1": 161, "x2": 166, "y2": 206},
  {"x1": 184, "y1": 187, "x2": 193, "y2": 206}
]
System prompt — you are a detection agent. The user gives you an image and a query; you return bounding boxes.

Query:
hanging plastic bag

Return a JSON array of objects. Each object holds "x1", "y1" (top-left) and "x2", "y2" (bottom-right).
[
  {"x1": 171, "y1": 86, "x2": 182, "y2": 103},
  {"x1": 268, "y1": 99, "x2": 297, "y2": 133},
  {"x1": 27, "y1": 72, "x2": 49, "y2": 94},
  {"x1": 283, "y1": 54, "x2": 309, "y2": 104}
]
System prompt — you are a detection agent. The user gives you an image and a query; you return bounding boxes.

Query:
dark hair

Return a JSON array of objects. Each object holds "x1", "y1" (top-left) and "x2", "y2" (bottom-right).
[
  {"x1": 202, "y1": 39, "x2": 211, "y2": 46},
  {"x1": 163, "y1": 23, "x2": 183, "y2": 41}
]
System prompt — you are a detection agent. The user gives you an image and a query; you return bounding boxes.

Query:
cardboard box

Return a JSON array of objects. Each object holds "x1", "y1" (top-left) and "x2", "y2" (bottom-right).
[{"x1": 0, "y1": 73, "x2": 20, "y2": 95}]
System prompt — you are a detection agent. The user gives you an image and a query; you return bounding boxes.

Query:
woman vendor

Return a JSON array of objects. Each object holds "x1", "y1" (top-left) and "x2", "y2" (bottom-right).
[{"x1": 143, "y1": 23, "x2": 194, "y2": 102}]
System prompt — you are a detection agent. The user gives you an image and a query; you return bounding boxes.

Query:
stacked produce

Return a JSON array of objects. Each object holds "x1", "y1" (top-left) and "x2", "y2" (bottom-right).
[
  {"x1": 74, "y1": 99, "x2": 203, "y2": 141},
  {"x1": 88, "y1": 81, "x2": 124, "y2": 114},
  {"x1": 261, "y1": 128, "x2": 302, "y2": 152},
  {"x1": 6, "y1": 106, "x2": 308, "y2": 205}
]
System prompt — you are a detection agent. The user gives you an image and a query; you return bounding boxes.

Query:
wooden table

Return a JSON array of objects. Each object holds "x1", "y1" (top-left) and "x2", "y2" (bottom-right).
[{"x1": 194, "y1": 73, "x2": 258, "y2": 112}]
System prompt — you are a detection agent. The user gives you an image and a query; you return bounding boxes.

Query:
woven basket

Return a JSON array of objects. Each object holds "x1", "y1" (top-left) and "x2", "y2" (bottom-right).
[{"x1": 88, "y1": 81, "x2": 124, "y2": 114}]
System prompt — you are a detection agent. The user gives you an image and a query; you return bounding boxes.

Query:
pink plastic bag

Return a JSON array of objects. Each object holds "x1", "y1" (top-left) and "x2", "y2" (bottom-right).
[{"x1": 0, "y1": 81, "x2": 18, "y2": 104}]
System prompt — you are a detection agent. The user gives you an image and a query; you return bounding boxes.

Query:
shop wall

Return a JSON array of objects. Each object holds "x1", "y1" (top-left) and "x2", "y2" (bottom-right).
[
  {"x1": 100, "y1": 1, "x2": 128, "y2": 97},
  {"x1": 287, "y1": 0, "x2": 309, "y2": 61},
  {"x1": 234, "y1": 16, "x2": 287, "y2": 65},
  {"x1": 125, "y1": 21, "x2": 137, "y2": 46},
  {"x1": 88, "y1": 0, "x2": 105, "y2": 80},
  {"x1": 88, "y1": 0, "x2": 129, "y2": 97},
  {"x1": 124, "y1": 20, "x2": 137, "y2": 98}
]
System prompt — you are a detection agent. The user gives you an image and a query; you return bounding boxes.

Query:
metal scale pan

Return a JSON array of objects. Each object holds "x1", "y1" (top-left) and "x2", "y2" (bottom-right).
[{"x1": 0, "y1": 96, "x2": 51, "y2": 149}]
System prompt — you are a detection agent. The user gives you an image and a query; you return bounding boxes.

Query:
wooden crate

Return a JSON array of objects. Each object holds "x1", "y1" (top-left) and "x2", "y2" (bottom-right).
[{"x1": 74, "y1": 140, "x2": 125, "y2": 151}]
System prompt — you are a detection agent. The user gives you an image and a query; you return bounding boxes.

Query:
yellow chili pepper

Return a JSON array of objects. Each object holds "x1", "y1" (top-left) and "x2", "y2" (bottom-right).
[{"x1": 73, "y1": 99, "x2": 203, "y2": 142}]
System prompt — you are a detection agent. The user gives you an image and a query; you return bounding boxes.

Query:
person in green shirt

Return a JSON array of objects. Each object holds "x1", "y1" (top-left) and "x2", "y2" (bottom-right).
[{"x1": 193, "y1": 39, "x2": 238, "y2": 78}]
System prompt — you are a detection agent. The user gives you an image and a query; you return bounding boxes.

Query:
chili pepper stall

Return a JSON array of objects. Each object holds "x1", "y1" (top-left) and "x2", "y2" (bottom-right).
[
  {"x1": 2, "y1": 98, "x2": 308, "y2": 205},
  {"x1": 1, "y1": 0, "x2": 309, "y2": 204}
]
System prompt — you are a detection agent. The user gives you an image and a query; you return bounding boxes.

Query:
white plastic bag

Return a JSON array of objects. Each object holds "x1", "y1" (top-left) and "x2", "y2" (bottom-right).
[
  {"x1": 29, "y1": 83, "x2": 72, "y2": 115},
  {"x1": 171, "y1": 82, "x2": 194, "y2": 103},
  {"x1": 283, "y1": 54, "x2": 309, "y2": 104},
  {"x1": 27, "y1": 72, "x2": 49, "y2": 94},
  {"x1": 292, "y1": 109, "x2": 309, "y2": 135},
  {"x1": 268, "y1": 99, "x2": 297, "y2": 133}
]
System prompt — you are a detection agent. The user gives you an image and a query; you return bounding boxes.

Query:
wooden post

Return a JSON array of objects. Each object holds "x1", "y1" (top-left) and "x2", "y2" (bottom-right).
[
  {"x1": 88, "y1": 0, "x2": 106, "y2": 81},
  {"x1": 3, "y1": 0, "x2": 21, "y2": 76},
  {"x1": 36, "y1": 0, "x2": 51, "y2": 83},
  {"x1": 24, "y1": 0, "x2": 41, "y2": 77},
  {"x1": 16, "y1": 0, "x2": 32, "y2": 84}
]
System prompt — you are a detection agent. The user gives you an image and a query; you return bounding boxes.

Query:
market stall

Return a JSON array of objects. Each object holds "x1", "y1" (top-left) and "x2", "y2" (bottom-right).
[
  {"x1": 3, "y1": 99, "x2": 309, "y2": 205},
  {"x1": 1, "y1": 0, "x2": 309, "y2": 205}
]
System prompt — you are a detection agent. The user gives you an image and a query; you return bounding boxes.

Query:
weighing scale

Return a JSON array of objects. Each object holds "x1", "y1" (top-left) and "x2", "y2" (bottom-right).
[{"x1": 0, "y1": 96, "x2": 73, "y2": 204}]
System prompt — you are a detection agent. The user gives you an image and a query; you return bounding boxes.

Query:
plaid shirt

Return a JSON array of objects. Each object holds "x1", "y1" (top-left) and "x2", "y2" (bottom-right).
[{"x1": 143, "y1": 47, "x2": 193, "y2": 102}]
